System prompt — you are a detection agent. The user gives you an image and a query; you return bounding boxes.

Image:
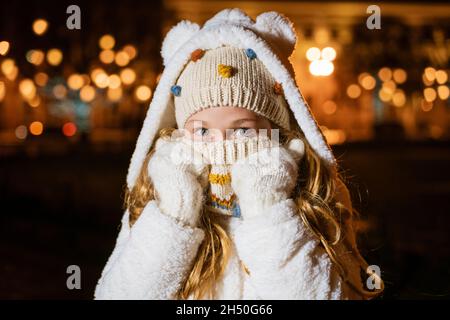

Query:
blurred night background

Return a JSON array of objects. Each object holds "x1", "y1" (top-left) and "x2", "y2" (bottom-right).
[{"x1": 0, "y1": 0, "x2": 449, "y2": 299}]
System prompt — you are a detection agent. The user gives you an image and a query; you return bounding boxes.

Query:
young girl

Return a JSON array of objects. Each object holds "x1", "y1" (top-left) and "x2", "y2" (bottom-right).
[{"x1": 94, "y1": 8, "x2": 383, "y2": 300}]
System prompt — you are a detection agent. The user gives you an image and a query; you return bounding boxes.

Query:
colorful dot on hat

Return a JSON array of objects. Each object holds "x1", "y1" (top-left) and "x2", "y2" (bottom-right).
[
  {"x1": 273, "y1": 82, "x2": 283, "y2": 95},
  {"x1": 190, "y1": 49, "x2": 205, "y2": 62},
  {"x1": 171, "y1": 85, "x2": 181, "y2": 96},
  {"x1": 218, "y1": 64, "x2": 234, "y2": 78},
  {"x1": 245, "y1": 48, "x2": 257, "y2": 60}
]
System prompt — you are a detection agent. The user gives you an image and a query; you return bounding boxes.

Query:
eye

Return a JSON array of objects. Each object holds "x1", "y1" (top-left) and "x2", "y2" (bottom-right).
[
  {"x1": 193, "y1": 127, "x2": 209, "y2": 137},
  {"x1": 232, "y1": 127, "x2": 255, "y2": 138}
]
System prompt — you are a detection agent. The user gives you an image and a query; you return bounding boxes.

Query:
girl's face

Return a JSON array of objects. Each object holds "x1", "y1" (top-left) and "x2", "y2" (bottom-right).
[{"x1": 184, "y1": 107, "x2": 272, "y2": 141}]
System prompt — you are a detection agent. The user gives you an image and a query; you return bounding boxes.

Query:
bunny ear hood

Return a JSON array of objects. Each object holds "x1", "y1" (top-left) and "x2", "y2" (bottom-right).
[{"x1": 126, "y1": 8, "x2": 336, "y2": 189}]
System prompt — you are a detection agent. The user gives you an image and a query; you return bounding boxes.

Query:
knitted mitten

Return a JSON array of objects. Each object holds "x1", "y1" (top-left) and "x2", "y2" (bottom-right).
[
  {"x1": 230, "y1": 139, "x2": 305, "y2": 219},
  {"x1": 147, "y1": 137, "x2": 209, "y2": 227}
]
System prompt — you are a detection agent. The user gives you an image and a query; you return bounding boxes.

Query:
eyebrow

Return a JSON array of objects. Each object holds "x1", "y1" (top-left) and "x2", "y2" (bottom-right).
[{"x1": 230, "y1": 118, "x2": 258, "y2": 125}]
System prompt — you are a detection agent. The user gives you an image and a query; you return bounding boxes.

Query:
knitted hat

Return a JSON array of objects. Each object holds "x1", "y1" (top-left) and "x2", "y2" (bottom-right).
[
  {"x1": 126, "y1": 8, "x2": 337, "y2": 189},
  {"x1": 172, "y1": 46, "x2": 291, "y2": 130}
]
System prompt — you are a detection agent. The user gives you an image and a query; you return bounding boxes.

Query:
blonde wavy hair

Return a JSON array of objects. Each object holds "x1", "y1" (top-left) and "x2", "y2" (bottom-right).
[{"x1": 124, "y1": 127, "x2": 384, "y2": 300}]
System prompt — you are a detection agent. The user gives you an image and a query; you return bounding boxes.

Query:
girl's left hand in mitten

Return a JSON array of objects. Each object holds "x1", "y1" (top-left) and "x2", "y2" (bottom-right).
[{"x1": 230, "y1": 139, "x2": 305, "y2": 219}]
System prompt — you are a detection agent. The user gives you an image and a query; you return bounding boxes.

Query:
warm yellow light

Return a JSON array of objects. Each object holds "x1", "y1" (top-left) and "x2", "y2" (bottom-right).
[
  {"x1": 15, "y1": 125, "x2": 27, "y2": 140},
  {"x1": 115, "y1": 51, "x2": 130, "y2": 67},
  {"x1": 393, "y1": 68, "x2": 407, "y2": 84},
  {"x1": 0, "y1": 81, "x2": 5, "y2": 102},
  {"x1": 378, "y1": 67, "x2": 392, "y2": 82},
  {"x1": 346, "y1": 84, "x2": 361, "y2": 99},
  {"x1": 437, "y1": 85, "x2": 449, "y2": 100},
  {"x1": 306, "y1": 47, "x2": 321, "y2": 61},
  {"x1": 135, "y1": 85, "x2": 152, "y2": 101},
  {"x1": 123, "y1": 45, "x2": 137, "y2": 60},
  {"x1": 378, "y1": 89, "x2": 392, "y2": 102},
  {"x1": 93, "y1": 72, "x2": 109, "y2": 88},
  {"x1": 33, "y1": 19, "x2": 48, "y2": 36},
  {"x1": 108, "y1": 74, "x2": 121, "y2": 89},
  {"x1": 19, "y1": 79, "x2": 36, "y2": 100},
  {"x1": 382, "y1": 80, "x2": 396, "y2": 95},
  {"x1": 422, "y1": 73, "x2": 433, "y2": 86},
  {"x1": 1, "y1": 58, "x2": 15, "y2": 75},
  {"x1": 53, "y1": 84, "x2": 67, "y2": 99},
  {"x1": 29, "y1": 121, "x2": 44, "y2": 136},
  {"x1": 99, "y1": 34, "x2": 115, "y2": 50},
  {"x1": 90, "y1": 68, "x2": 105, "y2": 81},
  {"x1": 435, "y1": 70, "x2": 448, "y2": 85},
  {"x1": 99, "y1": 49, "x2": 115, "y2": 64},
  {"x1": 67, "y1": 74, "x2": 84, "y2": 90},
  {"x1": 34, "y1": 72, "x2": 49, "y2": 87},
  {"x1": 392, "y1": 90, "x2": 406, "y2": 107},
  {"x1": 28, "y1": 95, "x2": 41, "y2": 108},
  {"x1": 321, "y1": 47, "x2": 336, "y2": 61},
  {"x1": 0, "y1": 41, "x2": 10, "y2": 55},
  {"x1": 309, "y1": 60, "x2": 334, "y2": 76},
  {"x1": 322, "y1": 129, "x2": 346, "y2": 145},
  {"x1": 424, "y1": 88, "x2": 437, "y2": 102},
  {"x1": 5, "y1": 66, "x2": 18, "y2": 81},
  {"x1": 26, "y1": 49, "x2": 45, "y2": 66},
  {"x1": 107, "y1": 87, "x2": 123, "y2": 101},
  {"x1": 322, "y1": 100, "x2": 337, "y2": 115},
  {"x1": 120, "y1": 68, "x2": 136, "y2": 85},
  {"x1": 359, "y1": 73, "x2": 376, "y2": 90},
  {"x1": 47, "y1": 48, "x2": 63, "y2": 66},
  {"x1": 80, "y1": 85, "x2": 96, "y2": 102},
  {"x1": 424, "y1": 67, "x2": 436, "y2": 83}
]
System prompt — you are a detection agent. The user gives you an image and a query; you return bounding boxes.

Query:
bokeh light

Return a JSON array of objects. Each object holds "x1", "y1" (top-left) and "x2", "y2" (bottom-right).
[
  {"x1": 0, "y1": 41, "x2": 10, "y2": 55},
  {"x1": 135, "y1": 85, "x2": 152, "y2": 101},
  {"x1": 306, "y1": 47, "x2": 321, "y2": 61},
  {"x1": 26, "y1": 50, "x2": 45, "y2": 66},
  {"x1": 32, "y1": 19, "x2": 48, "y2": 36},
  {"x1": 378, "y1": 67, "x2": 392, "y2": 82},
  {"x1": 68, "y1": 74, "x2": 84, "y2": 90},
  {"x1": 115, "y1": 51, "x2": 130, "y2": 67},
  {"x1": 15, "y1": 125, "x2": 27, "y2": 140},
  {"x1": 99, "y1": 50, "x2": 115, "y2": 64},
  {"x1": 99, "y1": 34, "x2": 115, "y2": 50},
  {"x1": 347, "y1": 84, "x2": 361, "y2": 99},
  {"x1": 47, "y1": 49, "x2": 63, "y2": 66},
  {"x1": 80, "y1": 85, "x2": 96, "y2": 102},
  {"x1": 120, "y1": 68, "x2": 136, "y2": 85},
  {"x1": 29, "y1": 121, "x2": 44, "y2": 136},
  {"x1": 34, "y1": 72, "x2": 49, "y2": 87},
  {"x1": 424, "y1": 87, "x2": 437, "y2": 102},
  {"x1": 62, "y1": 122, "x2": 77, "y2": 137},
  {"x1": 19, "y1": 79, "x2": 36, "y2": 100},
  {"x1": 321, "y1": 47, "x2": 336, "y2": 61}
]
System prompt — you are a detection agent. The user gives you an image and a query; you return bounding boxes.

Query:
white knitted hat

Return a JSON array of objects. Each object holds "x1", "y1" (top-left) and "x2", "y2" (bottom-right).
[
  {"x1": 173, "y1": 46, "x2": 291, "y2": 130},
  {"x1": 126, "y1": 8, "x2": 336, "y2": 189}
]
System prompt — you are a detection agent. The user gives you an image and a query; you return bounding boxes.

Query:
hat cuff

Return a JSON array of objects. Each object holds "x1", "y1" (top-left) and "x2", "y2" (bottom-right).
[{"x1": 175, "y1": 85, "x2": 291, "y2": 130}]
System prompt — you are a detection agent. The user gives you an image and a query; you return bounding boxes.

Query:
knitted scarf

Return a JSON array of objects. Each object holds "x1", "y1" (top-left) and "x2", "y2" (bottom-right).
[{"x1": 182, "y1": 135, "x2": 274, "y2": 218}]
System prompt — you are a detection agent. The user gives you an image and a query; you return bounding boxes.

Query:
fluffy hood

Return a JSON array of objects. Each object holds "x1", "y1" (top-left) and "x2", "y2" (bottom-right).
[{"x1": 126, "y1": 8, "x2": 336, "y2": 189}]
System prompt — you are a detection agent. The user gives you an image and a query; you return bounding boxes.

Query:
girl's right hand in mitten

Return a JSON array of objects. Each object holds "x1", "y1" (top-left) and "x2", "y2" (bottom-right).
[{"x1": 147, "y1": 136, "x2": 209, "y2": 228}]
